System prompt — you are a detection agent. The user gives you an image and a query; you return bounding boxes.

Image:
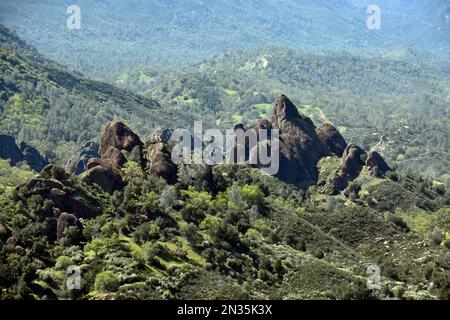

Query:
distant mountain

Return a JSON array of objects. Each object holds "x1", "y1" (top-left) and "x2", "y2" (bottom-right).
[{"x1": 0, "y1": 0, "x2": 449, "y2": 79}]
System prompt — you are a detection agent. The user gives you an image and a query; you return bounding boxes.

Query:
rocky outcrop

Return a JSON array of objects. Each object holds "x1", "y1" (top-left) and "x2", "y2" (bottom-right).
[
  {"x1": 18, "y1": 168, "x2": 100, "y2": 218},
  {"x1": 81, "y1": 122, "x2": 142, "y2": 193},
  {"x1": 0, "y1": 135, "x2": 47, "y2": 171},
  {"x1": 100, "y1": 121, "x2": 143, "y2": 159},
  {"x1": 338, "y1": 144, "x2": 367, "y2": 181},
  {"x1": 326, "y1": 144, "x2": 392, "y2": 194},
  {"x1": 65, "y1": 141, "x2": 99, "y2": 175},
  {"x1": 101, "y1": 146, "x2": 128, "y2": 168},
  {"x1": 0, "y1": 134, "x2": 24, "y2": 165},
  {"x1": 144, "y1": 141, "x2": 178, "y2": 184},
  {"x1": 366, "y1": 151, "x2": 391, "y2": 177},
  {"x1": 82, "y1": 159, "x2": 124, "y2": 194},
  {"x1": 268, "y1": 95, "x2": 330, "y2": 189},
  {"x1": 316, "y1": 123, "x2": 347, "y2": 157},
  {"x1": 19, "y1": 142, "x2": 47, "y2": 171}
]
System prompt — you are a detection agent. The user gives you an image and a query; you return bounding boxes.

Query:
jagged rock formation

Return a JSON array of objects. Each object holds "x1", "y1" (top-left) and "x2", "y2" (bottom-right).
[
  {"x1": 267, "y1": 95, "x2": 330, "y2": 189},
  {"x1": 0, "y1": 134, "x2": 23, "y2": 165},
  {"x1": 0, "y1": 135, "x2": 47, "y2": 171},
  {"x1": 71, "y1": 95, "x2": 390, "y2": 195},
  {"x1": 366, "y1": 151, "x2": 391, "y2": 178},
  {"x1": 81, "y1": 121, "x2": 144, "y2": 193},
  {"x1": 19, "y1": 142, "x2": 47, "y2": 171},
  {"x1": 144, "y1": 140, "x2": 178, "y2": 184},
  {"x1": 99, "y1": 121, "x2": 144, "y2": 167},
  {"x1": 65, "y1": 141, "x2": 99, "y2": 175},
  {"x1": 316, "y1": 123, "x2": 348, "y2": 157}
]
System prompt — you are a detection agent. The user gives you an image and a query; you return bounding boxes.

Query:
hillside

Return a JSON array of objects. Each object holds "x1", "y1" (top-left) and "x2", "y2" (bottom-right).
[
  {"x1": 0, "y1": 0, "x2": 449, "y2": 79},
  {"x1": 115, "y1": 47, "x2": 450, "y2": 186},
  {"x1": 0, "y1": 24, "x2": 449, "y2": 302},
  {"x1": 1, "y1": 96, "x2": 449, "y2": 300},
  {"x1": 0, "y1": 25, "x2": 174, "y2": 165}
]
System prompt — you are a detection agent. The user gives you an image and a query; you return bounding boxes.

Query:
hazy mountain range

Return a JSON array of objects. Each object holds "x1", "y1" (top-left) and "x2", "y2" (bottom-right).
[{"x1": 0, "y1": 0, "x2": 449, "y2": 78}]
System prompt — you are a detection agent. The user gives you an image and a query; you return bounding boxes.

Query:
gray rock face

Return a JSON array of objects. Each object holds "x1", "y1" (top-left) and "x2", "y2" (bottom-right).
[
  {"x1": 19, "y1": 142, "x2": 47, "y2": 171},
  {"x1": 65, "y1": 141, "x2": 99, "y2": 175},
  {"x1": 0, "y1": 134, "x2": 23, "y2": 165},
  {"x1": 268, "y1": 95, "x2": 330, "y2": 189}
]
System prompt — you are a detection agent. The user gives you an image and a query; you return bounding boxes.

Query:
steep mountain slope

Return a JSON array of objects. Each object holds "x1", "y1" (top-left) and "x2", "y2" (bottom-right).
[
  {"x1": 0, "y1": 25, "x2": 175, "y2": 165},
  {"x1": 0, "y1": 0, "x2": 448, "y2": 79}
]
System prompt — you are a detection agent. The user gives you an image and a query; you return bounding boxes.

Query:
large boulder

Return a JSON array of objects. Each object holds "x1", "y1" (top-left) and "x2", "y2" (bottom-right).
[
  {"x1": 65, "y1": 141, "x2": 99, "y2": 175},
  {"x1": 339, "y1": 144, "x2": 367, "y2": 180},
  {"x1": 268, "y1": 95, "x2": 330, "y2": 189},
  {"x1": 101, "y1": 146, "x2": 127, "y2": 169},
  {"x1": 0, "y1": 134, "x2": 23, "y2": 165},
  {"x1": 81, "y1": 159, "x2": 124, "y2": 194},
  {"x1": 366, "y1": 151, "x2": 390, "y2": 177},
  {"x1": 316, "y1": 123, "x2": 348, "y2": 157},
  {"x1": 145, "y1": 142, "x2": 178, "y2": 184},
  {"x1": 19, "y1": 142, "x2": 47, "y2": 171},
  {"x1": 99, "y1": 121, "x2": 143, "y2": 159}
]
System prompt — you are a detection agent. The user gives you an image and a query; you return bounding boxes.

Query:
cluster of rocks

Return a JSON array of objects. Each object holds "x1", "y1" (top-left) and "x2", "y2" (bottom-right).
[
  {"x1": 13, "y1": 164, "x2": 100, "y2": 246},
  {"x1": 327, "y1": 144, "x2": 391, "y2": 195},
  {"x1": 63, "y1": 94, "x2": 391, "y2": 196},
  {"x1": 7, "y1": 95, "x2": 393, "y2": 247},
  {"x1": 73, "y1": 121, "x2": 178, "y2": 193},
  {"x1": 0, "y1": 134, "x2": 47, "y2": 171}
]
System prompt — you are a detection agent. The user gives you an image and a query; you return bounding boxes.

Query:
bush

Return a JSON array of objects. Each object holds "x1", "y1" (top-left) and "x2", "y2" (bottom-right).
[
  {"x1": 312, "y1": 249, "x2": 325, "y2": 259},
  {"x1": 94, "y1": 271, "x2": 120, "y2": 292},
  {"x1": 426, "y1": 227, "x2": 444, "y2": 245}
]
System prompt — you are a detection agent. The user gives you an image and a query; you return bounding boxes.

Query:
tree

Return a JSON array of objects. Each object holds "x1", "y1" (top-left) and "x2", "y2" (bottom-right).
[{"x1": 159, "y1": 186, "x2": 177, "y2": 212}]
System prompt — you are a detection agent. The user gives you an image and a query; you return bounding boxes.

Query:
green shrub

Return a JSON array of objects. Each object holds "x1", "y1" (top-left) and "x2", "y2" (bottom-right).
[{"x1": 94, "y1": 271, "x2": 120, "y2": 292}]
